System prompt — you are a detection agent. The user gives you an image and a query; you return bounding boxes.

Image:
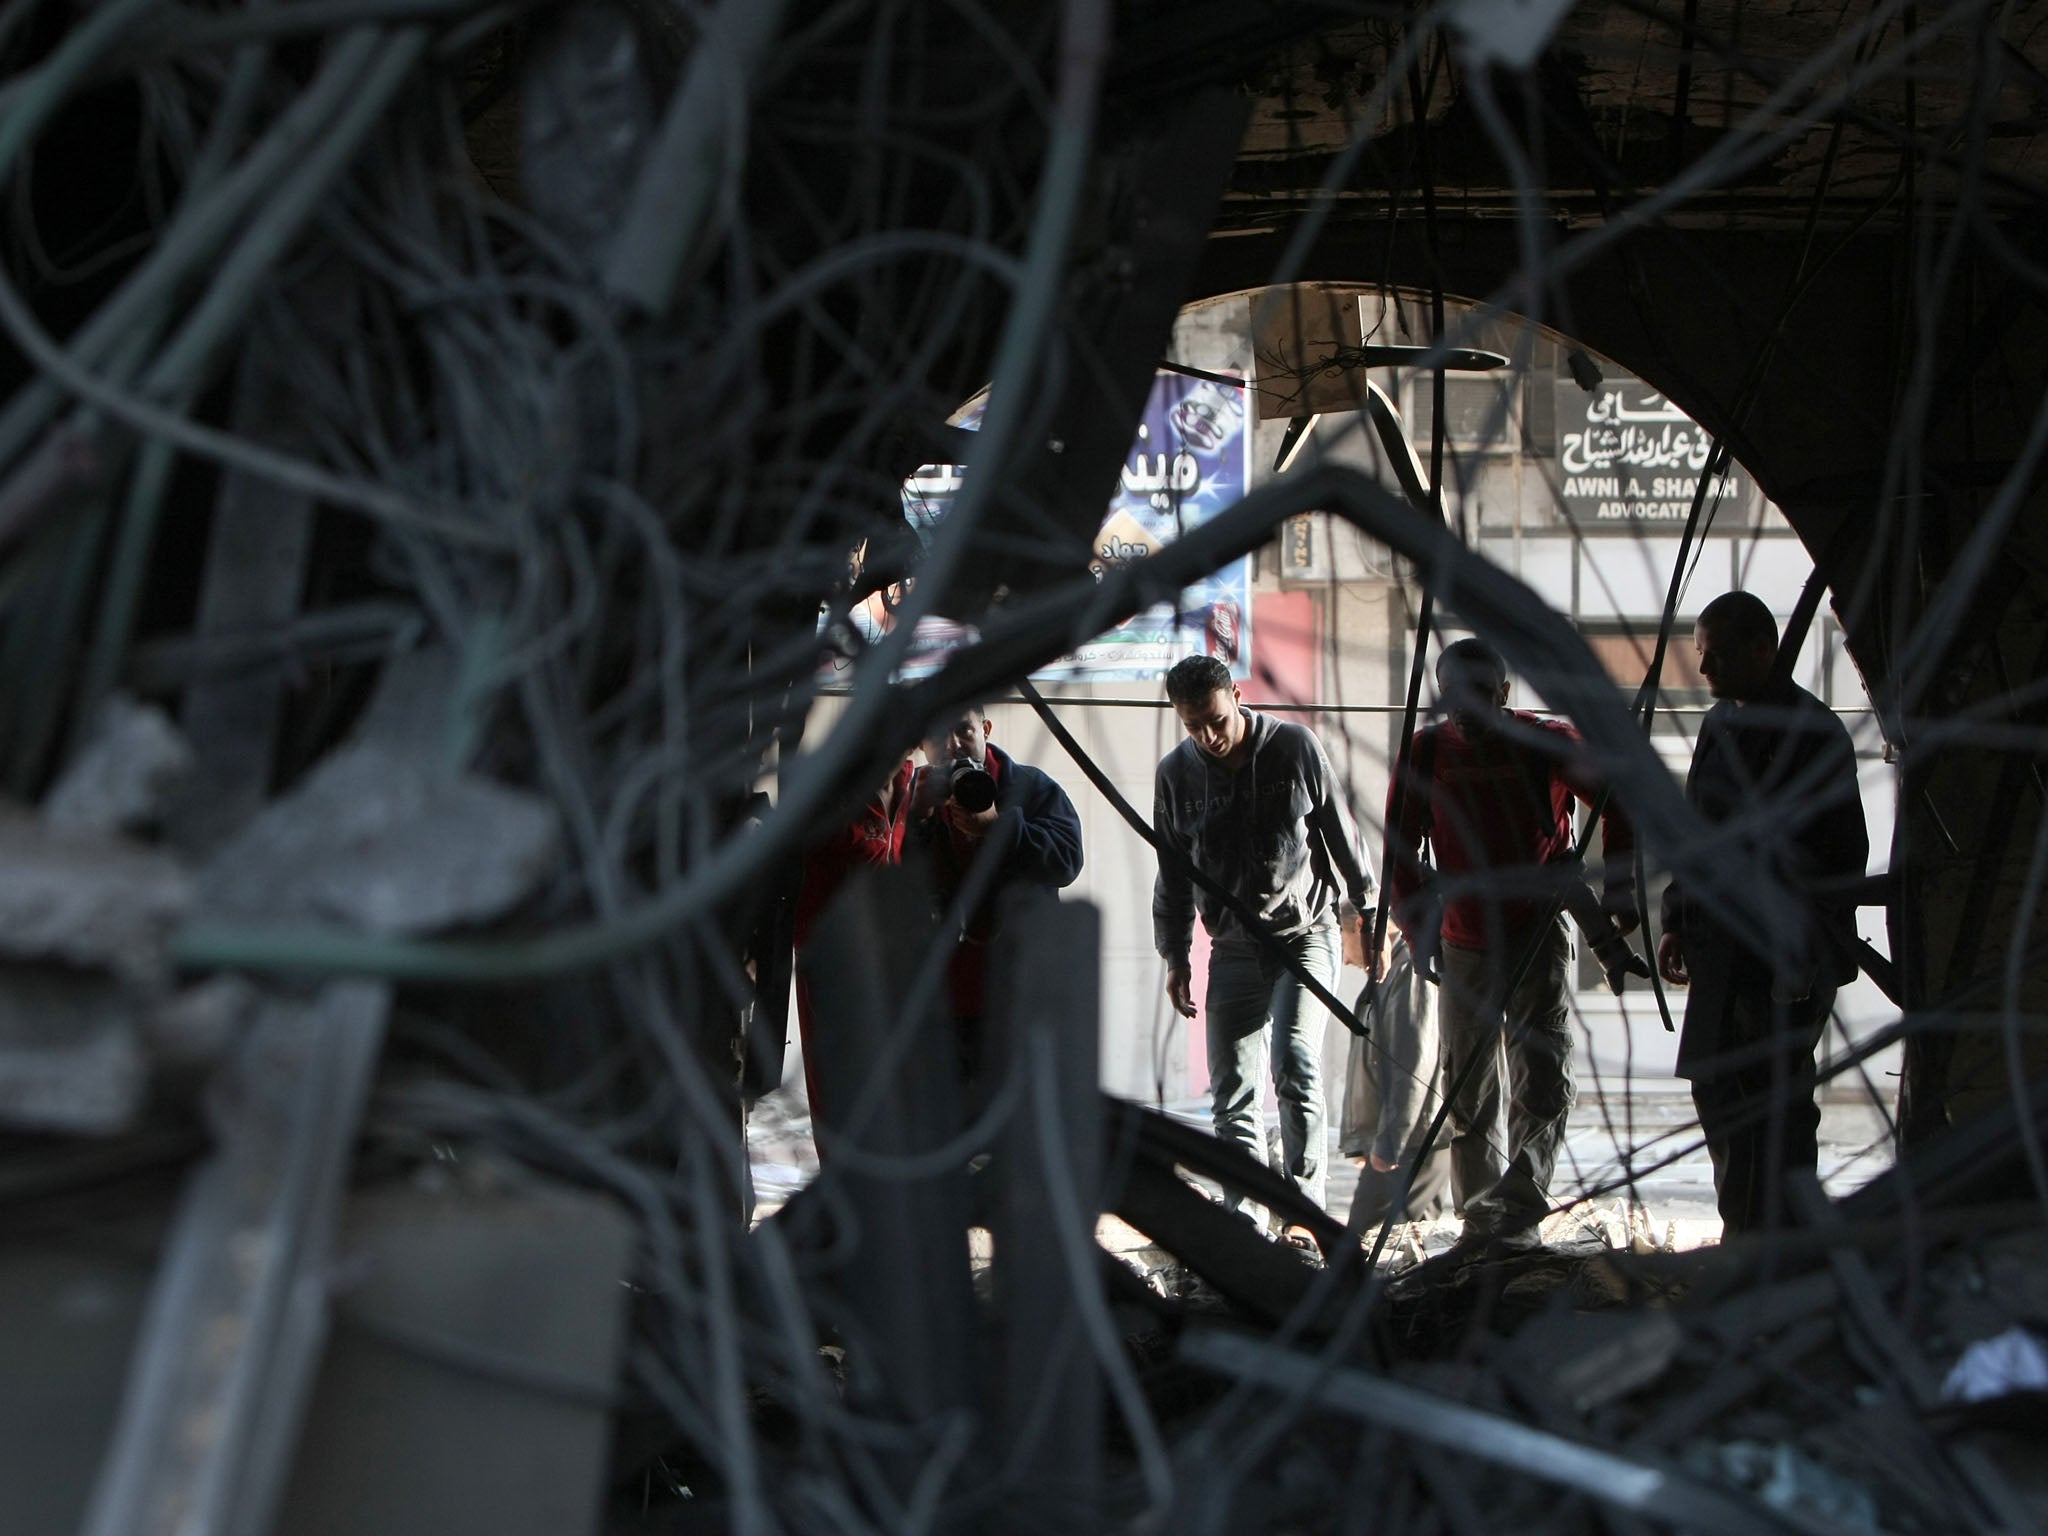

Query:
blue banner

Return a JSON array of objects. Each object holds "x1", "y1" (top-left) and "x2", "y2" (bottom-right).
[{"x1": 882, "y1": 370, "x2": 1255, "y2": 683}]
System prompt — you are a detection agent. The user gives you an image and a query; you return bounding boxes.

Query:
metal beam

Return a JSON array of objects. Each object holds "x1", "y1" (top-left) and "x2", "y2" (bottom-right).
[{"x1": 79, "y1": 980, "x2": 392, "y2": 1536}]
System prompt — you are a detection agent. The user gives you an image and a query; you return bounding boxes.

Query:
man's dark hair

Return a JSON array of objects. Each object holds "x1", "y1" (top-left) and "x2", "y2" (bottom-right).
[
  {"x1": 1697, "y1": 590, "x2": 1778, "y2": 650},
  {"x1": 1436, "y1": 637, "x2": 1507, "y2": 691},
  {"x1": 1165, "y1": 654, "x2": 1233, "y2": 705},
  {"x1": 919, "y1": 701, "x2": 987, "y2": 740}
]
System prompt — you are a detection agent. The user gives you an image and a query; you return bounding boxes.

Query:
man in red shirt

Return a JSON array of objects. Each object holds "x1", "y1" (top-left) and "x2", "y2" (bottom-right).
[{"x1": 1384, "y1": 639, "x2": 1638, "y2": 1249}]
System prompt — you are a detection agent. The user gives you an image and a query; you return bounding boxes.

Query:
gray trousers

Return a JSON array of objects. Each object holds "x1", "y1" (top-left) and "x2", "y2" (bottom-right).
[
  {"x1": 1340, "y1": 940, "x2": 1452, "y2": 1226},
  {"x1": 1437, "y1": 915, "x2": 1574, "y2": 1235}
]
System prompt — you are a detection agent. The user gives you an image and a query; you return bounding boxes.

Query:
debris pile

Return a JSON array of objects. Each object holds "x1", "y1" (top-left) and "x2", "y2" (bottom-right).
[
  {"x1": 0, "y1": 4, "x2": 2043, "y2": 1536},
  {"x1": 1126, "y1": 1132, "x2": 2048, "y2": 1534}
]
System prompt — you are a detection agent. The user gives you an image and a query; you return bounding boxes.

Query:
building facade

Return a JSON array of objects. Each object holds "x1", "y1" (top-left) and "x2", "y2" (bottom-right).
[{"x1": 867, "y1": 283, "x2": 1896, "y2": 1111}]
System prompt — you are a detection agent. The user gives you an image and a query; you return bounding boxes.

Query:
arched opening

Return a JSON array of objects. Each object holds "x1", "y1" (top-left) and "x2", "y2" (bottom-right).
[{"x1": 782, "y1": 281, "x2": 1900, "y2": 1236}]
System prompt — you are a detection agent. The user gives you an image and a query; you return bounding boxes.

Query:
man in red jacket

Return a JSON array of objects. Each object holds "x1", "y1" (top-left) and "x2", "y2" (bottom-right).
[
  {"x1": 792, "y1": 755, "x2": 916, "y2": 1126},
  {"x1": 1385, "y1": 639, "x2": 1638, "y2": 1250}
]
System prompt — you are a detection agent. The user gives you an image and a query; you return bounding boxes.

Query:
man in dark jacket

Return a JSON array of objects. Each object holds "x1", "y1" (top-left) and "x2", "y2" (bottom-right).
[
  {"x1": 1153, "y1": 655, "x2": 1374, "y2": 1216},
  {"x1": 1384, "y1": 638, "x2": 1638, "y2": 1249},
  {"x1": 912, "y1": 704, "x2": 1084, "y2": 1081},
  {"x1": 1658, "y1": 591, "x2": 1867, "y2": 1235}
]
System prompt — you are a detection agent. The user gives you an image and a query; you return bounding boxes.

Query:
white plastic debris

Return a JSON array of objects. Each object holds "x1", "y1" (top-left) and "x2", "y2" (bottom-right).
[
  {"x1": 1446, "y1": 0, "x2": 1578, "y2": 70},
  {"x1": 1940, "y1": 1327, "x2": 2048, "y2": 1403},
  {"x1": 1691, "y1": 1441, "x2": 1879, "y2": 1532}
]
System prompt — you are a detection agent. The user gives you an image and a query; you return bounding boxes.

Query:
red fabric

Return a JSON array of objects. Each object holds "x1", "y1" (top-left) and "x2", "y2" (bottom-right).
[
  {"x1": 793, "y1": 759, "x2": 916, "y2": 1120},
  {"x1": 793, "y1": 759, "x2": 916, "y2": 947},
  {"x1": 928, "y1": 749, "x2": 1005, "y2": 1020},
  {"x1": 1385, "y1": 713, "x2": 1634, "y2": 949}
]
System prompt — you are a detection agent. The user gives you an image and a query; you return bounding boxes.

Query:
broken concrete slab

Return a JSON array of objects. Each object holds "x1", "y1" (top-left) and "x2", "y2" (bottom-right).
[
  {"x1": 0, "y1": 809, "x2": 209, "y2": 1134},
  {"x1": 0, "y1": 812, "x2": 191, "y2": 985},
  {"x1": 1502, "y1": 1306, "x2": 1685, "y2": 1413},
  {"x1": 195, "y1": 743, "x2": 559, "y2": 935},
  {"x1": 0, "y1": 966, "x2": 146, "y2": 1134},
  {"x1": 0, "y1": 950, "x2": 255, "y2": 1137},
  {"x1": 42, "y1": 695, "x2": 195, "y2": 839},
  {"x1": 143, "y1": 974, "x2": 259, "y2": 1075}
]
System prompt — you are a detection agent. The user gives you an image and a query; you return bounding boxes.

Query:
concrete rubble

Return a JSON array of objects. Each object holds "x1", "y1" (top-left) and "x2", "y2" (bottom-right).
[
  {"x1": 0, "y1": 706, "x2": 559, "y2": 1140},
  {"x1": 195, "y1": 742, "x2": 560, "y2": 934},
  {"x1": 0, "y1": 3, "x2": 2043, "y2": 1534},
  {"x1": 41, "y1": 694, "x2": 195, "y2": 839},
  {"x1": 0, "y1": 808, "x2": 192, "y2": 1135}
]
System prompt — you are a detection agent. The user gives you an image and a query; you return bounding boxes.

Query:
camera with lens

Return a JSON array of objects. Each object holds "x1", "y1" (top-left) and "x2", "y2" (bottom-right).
[{"x1": 946, "y1": 758, "x2": 996, "y2": 813}]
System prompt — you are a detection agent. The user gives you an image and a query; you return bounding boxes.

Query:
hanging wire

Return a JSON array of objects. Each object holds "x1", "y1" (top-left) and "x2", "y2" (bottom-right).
[{"x1": 3, "y1": 0, "x2": 2045, "y2": 1528}]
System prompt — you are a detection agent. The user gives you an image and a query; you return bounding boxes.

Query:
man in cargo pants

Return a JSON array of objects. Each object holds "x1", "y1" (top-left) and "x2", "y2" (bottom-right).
[{"x1": 1385, "y1": 639, "x2": 1638, "y2": 1252}]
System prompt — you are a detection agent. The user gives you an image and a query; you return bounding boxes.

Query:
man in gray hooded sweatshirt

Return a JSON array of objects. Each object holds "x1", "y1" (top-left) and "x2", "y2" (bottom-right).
[{"x1": 1153, "y1": 655, "x2": 1375, "y2": 1215}]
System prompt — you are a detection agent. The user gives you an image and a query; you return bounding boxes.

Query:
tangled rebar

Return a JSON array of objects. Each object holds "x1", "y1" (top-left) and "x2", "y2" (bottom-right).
[{"x1": 3, "y1": 0, "x2": 2047, "y2": 1532}]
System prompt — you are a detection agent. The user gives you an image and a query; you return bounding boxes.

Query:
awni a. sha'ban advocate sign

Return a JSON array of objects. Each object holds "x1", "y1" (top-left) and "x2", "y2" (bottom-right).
[
  {"x1": 1554, "y1": 378, "x2": 1754, "y2": 525},
  {"x1": 889, "y1": 370, "x2": 1254, "y2": 683}
]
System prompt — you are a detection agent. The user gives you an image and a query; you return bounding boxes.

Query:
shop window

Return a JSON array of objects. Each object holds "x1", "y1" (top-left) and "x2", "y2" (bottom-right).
[
  {"x1": 1407, "y1": 374, "x2": 1520, "y2": 453},
  {"x1": 1580, "y1": 629, "x2": 1707, "y2": 698}
]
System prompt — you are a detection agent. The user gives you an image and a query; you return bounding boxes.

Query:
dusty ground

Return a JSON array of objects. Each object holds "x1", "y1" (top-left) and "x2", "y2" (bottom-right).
[{"x1": 748, "y1": 1078, "x2": 1897, "y2": 1269}]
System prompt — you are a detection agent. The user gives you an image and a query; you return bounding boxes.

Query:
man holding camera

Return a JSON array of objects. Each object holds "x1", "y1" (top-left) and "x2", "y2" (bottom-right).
[{"x1": 912, "y1": 704, "x2": 1084, "y2": 1079}]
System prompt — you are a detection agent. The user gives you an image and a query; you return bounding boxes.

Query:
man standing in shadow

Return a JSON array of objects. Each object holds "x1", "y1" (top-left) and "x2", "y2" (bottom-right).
[{"x1": 1658, "y1": 590, "x2": 1867, "y2": 1236}]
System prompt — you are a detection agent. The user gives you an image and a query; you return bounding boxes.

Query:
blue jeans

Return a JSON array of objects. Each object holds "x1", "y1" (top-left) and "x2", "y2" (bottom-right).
[{"x1": 1205, "y1": 920, "x2": 1338, "y2": 1212}]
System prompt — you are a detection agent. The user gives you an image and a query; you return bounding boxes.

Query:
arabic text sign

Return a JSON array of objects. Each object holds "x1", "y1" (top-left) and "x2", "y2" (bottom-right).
[{"x1": 1555, "y1": 379, "x2": 1753, "y2": 524}]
